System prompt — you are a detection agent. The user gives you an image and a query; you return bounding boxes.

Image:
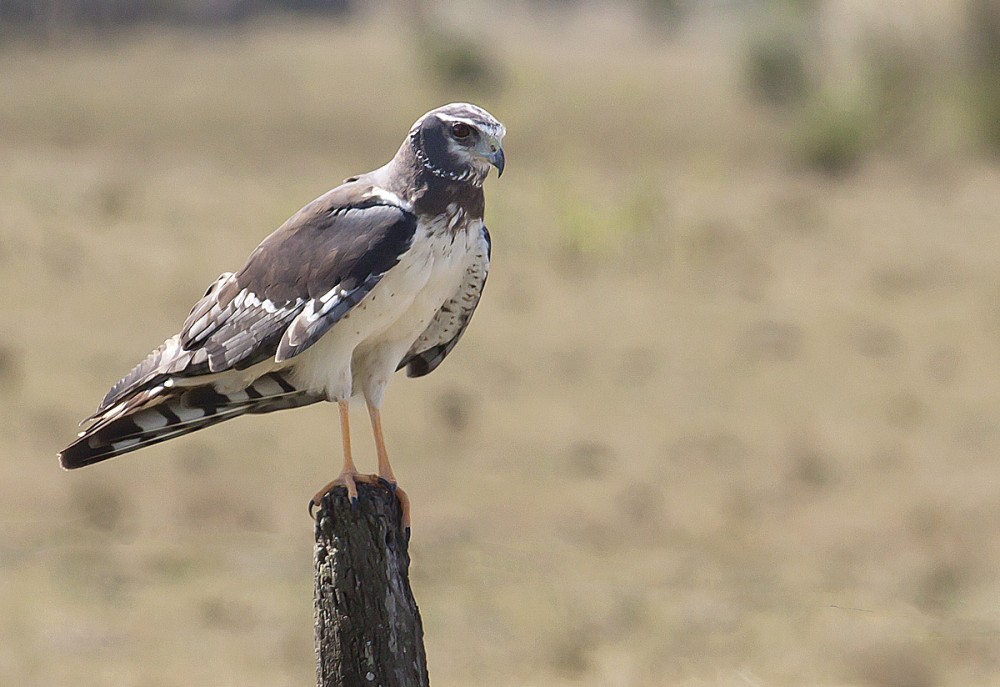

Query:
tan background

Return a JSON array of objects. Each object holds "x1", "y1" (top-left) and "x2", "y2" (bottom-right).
[{"x1": 1, "y1": 1, "x2": 999, "y2": 685}]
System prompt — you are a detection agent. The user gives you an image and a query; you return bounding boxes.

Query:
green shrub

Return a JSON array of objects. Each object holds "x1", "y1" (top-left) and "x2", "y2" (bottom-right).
[
  {"x1": 417, "y1": 30, "x2": 504, "y2": 93},
  {"x1": 792, "y1": 99, "x2": 871, "y2": 175},
  {"x1": 966, "y1": 0, "x2": 1000, "y2": 155},
  {"x1": 744, "y1": 30, "x2": 810, "y2": 107}
]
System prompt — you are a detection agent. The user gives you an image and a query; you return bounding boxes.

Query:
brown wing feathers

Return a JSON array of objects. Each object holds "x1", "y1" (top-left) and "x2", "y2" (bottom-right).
[{"x1": 61, "y1": 184, "x2": 417, "y2": 469}]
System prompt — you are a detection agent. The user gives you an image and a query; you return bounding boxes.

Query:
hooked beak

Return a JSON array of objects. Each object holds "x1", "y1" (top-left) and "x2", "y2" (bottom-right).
[{"x1": 488, "y1": 145, "x2": 505, "y2": 178}]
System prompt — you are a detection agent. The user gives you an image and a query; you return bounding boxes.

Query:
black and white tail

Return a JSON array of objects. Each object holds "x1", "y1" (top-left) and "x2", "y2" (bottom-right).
[{"x1": 60, "y1": 372, "x2": 321, "y2": 469}]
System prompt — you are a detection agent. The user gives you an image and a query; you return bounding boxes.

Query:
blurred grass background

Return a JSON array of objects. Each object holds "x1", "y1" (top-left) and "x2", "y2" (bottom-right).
[{"x1": 2, "y1": 0, "x2": 1000, "y2": 685}]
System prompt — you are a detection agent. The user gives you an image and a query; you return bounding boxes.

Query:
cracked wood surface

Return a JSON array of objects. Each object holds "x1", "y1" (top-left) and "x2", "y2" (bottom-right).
[{"x1": 313, "y1": 483, "x2": 429, "y2": 687}]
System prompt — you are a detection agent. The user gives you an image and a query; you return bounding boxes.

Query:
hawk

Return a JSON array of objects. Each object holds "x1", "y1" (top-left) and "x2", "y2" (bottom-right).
[{"x1": 60, "y1": 103, "x2": 506, "y2": 532}]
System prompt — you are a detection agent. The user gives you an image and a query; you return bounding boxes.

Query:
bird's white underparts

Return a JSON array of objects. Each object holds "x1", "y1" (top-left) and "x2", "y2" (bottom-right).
[{"x1": 60, "y1": 102, "x2": 506, "y2": 534}]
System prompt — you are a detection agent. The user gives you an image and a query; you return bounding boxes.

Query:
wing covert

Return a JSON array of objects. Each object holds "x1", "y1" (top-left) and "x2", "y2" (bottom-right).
[{"x1": 97, "y1": 184, "x2": 417, "y2": 413}]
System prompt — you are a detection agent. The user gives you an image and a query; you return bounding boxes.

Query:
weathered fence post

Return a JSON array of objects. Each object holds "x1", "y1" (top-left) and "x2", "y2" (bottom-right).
[{"x1": 313, "y1": 483, "x2": 430, "y2": 687}]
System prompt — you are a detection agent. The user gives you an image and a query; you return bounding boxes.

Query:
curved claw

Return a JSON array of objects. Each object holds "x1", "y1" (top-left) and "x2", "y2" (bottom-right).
[
  {"x1": 312, "y1": 472, "x2": 363, "y2": 519},
  {"x1": 394, "y1": 485, "x2": 411, "y2": 537},
  {"x1": 310, "y1": 473, "x2": 410, "y2": 537},
  {"x1": 374, "y1": 477, "x2": 409, "y2": 535}
]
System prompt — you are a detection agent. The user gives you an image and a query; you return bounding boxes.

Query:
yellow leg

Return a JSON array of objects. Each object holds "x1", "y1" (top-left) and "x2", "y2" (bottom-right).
[
  {"x1": 368, "y1": 402, "x2": 411, "y2": 533},
  {"x1": 368, "y1": 403, "x2": 395, "y2": 483},
  {"x1": 312, "y1": 399, "x2": 377, "y2": 509}
]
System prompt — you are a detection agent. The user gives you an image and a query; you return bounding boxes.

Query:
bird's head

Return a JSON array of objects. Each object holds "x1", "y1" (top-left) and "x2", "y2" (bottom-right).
[{"x1": 409, "y1": 103, "x2": 505, "y2": 185}]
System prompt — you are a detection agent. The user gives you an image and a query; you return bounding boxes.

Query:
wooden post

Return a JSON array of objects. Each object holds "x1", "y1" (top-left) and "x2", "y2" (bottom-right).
[{"x1": 313, "y1": 483, "x2": 430, "y2": 687}]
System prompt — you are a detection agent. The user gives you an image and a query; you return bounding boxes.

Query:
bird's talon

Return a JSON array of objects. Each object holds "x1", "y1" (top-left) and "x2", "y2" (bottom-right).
[{"x1": 377, "y1": 476, "x2": 398, "y2": 495}]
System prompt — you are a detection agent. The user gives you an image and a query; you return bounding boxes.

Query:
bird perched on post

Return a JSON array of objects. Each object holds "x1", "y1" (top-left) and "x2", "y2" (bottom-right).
[{"x1": 59, "y1": 103, "x2": 505, "y2": 533}]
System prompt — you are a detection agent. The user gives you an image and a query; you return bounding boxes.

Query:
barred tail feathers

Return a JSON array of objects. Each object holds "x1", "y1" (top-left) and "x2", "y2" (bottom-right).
[{"x1": 60, "y1": 372, "x2": 320, "y2": 469}]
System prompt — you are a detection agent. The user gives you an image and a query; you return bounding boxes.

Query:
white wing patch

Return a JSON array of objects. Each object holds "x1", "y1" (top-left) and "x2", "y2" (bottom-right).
[
  {"x1": 182, "y1": 272, "x2": 238, "y2": 346},
  {"x1": 275, "y1": 275, "x2": 381, "y2": 363},
  {"x1": 367, "y1": 187, "x2": 412, "y2": 212}
]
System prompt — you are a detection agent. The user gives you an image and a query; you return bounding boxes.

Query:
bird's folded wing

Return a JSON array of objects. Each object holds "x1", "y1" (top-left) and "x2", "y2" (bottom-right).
[
  {"x1": 95, "y1": 183, "x2": 417, "y2": 415},
  {"x1": 399, "y1": 224, "x2": 491, "y2": 377}
]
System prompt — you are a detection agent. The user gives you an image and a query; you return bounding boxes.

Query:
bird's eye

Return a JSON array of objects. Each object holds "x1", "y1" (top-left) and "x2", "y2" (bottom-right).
[{"x1": 451, "y1": 122, "x2": 473, "y2": 139}]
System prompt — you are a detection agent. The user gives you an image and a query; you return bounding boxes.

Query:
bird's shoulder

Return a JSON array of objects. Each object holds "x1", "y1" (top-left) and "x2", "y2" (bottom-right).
[
  {"x1": 272, "y1": 175, "x2": 413, "y2": 239},
  {"x1": 235, "y1": 176, "x2": 418, "y2": 301}
]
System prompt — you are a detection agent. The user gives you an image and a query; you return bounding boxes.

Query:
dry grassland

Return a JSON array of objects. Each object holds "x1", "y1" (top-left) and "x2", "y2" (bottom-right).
[{"x1": 1, "y1": 3, "x2": 999, "y2": 685}]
